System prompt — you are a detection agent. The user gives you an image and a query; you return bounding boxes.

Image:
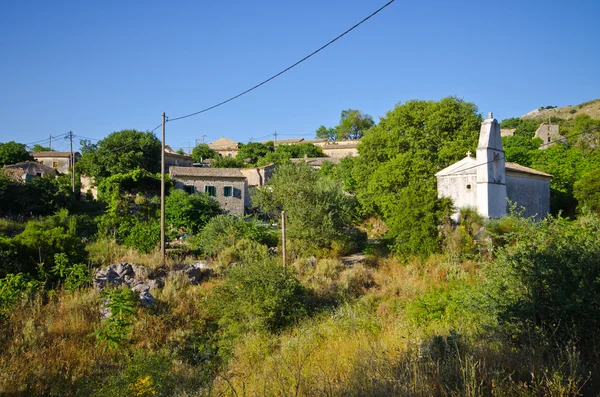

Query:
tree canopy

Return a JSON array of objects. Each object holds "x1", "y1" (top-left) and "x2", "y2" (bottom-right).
[
  {"x1": 0, "y1": 141, "x2": 33, "y2": 165},
  {"x1": 31, "y1": 144, "x2": 53, "y2": 152},
  {"x1": 316, "y1": 109, "x2": 375, "y2": 141},
  {"x1": 77, "y1": 130, "x2": 161, "y2": 181},
  {"x1": 351, "y1": 97, "x2": 481, "y2": 256},
  {"x1": 191, "y1": 144, "x2": 218, "y2": 163}
]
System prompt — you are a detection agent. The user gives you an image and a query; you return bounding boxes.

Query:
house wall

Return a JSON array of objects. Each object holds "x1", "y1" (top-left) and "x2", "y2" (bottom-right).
[
  {"x1": 322, "y1": 146, "x2": 358, "y2": 158},
  {"x1": 437, "y1": 174, "x2": 478, "y2": 221},
  {"x1": 239, "y1": 164, "x2": 275, "y2": 208},
  {"x1": 38, "y1": 157, "x2": 70, "y2": 174},
  {"x1": 174, "y1": 176, "x2": 246, "y2": 215},
  {"x1": 506, "y1": 172, "x2": 551, "y2": 219},
  {"x1": 165, "y1": 154, "x2": 193, "y2": 167}
]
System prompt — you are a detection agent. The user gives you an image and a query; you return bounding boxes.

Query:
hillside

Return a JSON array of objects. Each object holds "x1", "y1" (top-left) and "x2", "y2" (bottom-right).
[{"x1": 521, "y1": 98, "x2": 600, "y2": 120}]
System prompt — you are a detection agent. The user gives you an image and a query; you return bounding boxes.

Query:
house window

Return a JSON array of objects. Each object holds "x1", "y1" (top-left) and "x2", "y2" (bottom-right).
[
  {"x1": 205, "y1": 185, "x2": 216, "y2": 197},
  {"x1": 52, "y1": 161, "x2": 59, "y2": 168},
  {"x1": 223, "y1": 186, "x2": 233, "y2": 197},
  {"x1": 184, "y1": 185, "x2": 195, "y2": 194}
]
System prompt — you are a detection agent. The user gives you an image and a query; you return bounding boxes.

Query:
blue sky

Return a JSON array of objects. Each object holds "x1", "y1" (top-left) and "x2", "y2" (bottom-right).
[{"x1": 2, "y1": 0, "x2": 599, "y2": 153}]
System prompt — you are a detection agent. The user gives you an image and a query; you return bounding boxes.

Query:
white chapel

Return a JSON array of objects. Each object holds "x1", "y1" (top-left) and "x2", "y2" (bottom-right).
[{"x1": 436, "y1": 112, "x2": 551, "y2": 220}]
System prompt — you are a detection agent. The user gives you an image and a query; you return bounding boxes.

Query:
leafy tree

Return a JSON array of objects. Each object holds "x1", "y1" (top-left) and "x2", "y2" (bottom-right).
[
  {"x1": 352, "y1": 97, "x2": 481, "y2": 256},
  {"x1": 0, "y1": 173, "x2": 74, "y2": 217},
  {"x1": 77, "y1": 130, "x2": 161, "y2": 181},
  {"x1": 236, "y1": 142, "x2": 274, "y2": 165},
  {"x1": 499, "y1": 118, "x2": 540, "y2": 139},
  {"x1": 502, "y1": 135, "x2": 541, "y2": 167},
  {"x1": 0, "y1": 141, "x2": 33, "y2": 165},
  {"x1": 252, "y1": 163, "x2": 357, "y2": 253},
  {"x1": 31, "y1": 144, "x2": 53, "y2": 152},
  {"x1": 191, "y1": 144, "x2": 218, "y2": 163},
  {"x1": 337, "y1": 109, "x2": 375, "y2": 140},
  {"x1": 211, "y1": 156, "x2": 245, "y2": 168},
  {"x1": 574, "y1": 169, "x2": 600, "y2": 213},
  {"x1": 316, "y1": 109, "x2": 375, "y2": 141},
  {"x1": 165, "y1": 189, "x2": 222, "y2": 237}
]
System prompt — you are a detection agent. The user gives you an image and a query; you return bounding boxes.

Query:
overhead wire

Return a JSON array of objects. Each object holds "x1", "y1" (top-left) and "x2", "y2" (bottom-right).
[{"x1": 167, "y1": 0, "x2": 396, "y2": 122}]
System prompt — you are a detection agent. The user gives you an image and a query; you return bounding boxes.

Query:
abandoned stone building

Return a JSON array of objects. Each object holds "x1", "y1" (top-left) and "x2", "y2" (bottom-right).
[{"x1": 436, "y1": 112, "x2": 551, "y2": 220}]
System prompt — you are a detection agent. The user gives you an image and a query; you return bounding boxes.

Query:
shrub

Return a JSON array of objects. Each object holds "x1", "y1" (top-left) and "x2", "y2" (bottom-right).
[
  {"x1": 484, "y1": 213, "x2": 600, "y2": 353},
  {"x1": 51, "y1": 253, "x2": 90, "y2": 291},
  {"x1": 217, "y1": 238, "x2": 270, "y2": 269},
  {"x1": 196, "y1": 215, "x2": 276, "y2": 256},
  {"x1": 165, "y1": 189, "x2": 222, "y2": 237},
  {"x1": 123, "y1": 221, "x2": 160, "y2": 254},
  {"x1": 209, "y1": 259, "x2": 310, "y2": 341},
  {"x1": 0, "y1": 273, "x2": 41, "y2": 318},
  {"x1": 92, "y1": 287, "x2": 138, "y2": 351}
]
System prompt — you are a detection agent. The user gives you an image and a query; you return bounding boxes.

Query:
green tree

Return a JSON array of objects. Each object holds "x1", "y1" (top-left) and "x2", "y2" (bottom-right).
[
  {"x1": 77, "y1": 130, "x2": 161, "y2": 181},
  {"x1": 315, "y1": 109, "x2": 375, "y2": 141},
  {"x1": 236, "y1": 142, "x2": 274, "y2": 165},
  {"x1": 31, "y1": 144, "x2": 53, "y2": 152},
  {"x1": 252, "y1": 163, "x2": 358, "y2": 253},
  {"x1": 574, "y1": 169, "x2": 600, "y2": 213},
  {"x1": 191, "y1": 144, "x2": 218, "y2": 163},
  {"x1": 502, "y1": 135, "x2": 541, "y2": 167},
  {"x1": 165, "y1": 189, "x2": 222, "y2": 237},
  {"x1": 352, "y1": 97, "x2": 481, "y2": 256},
  {"x1": 0, "y1": 141, "x2": 33, "y2": 165}
]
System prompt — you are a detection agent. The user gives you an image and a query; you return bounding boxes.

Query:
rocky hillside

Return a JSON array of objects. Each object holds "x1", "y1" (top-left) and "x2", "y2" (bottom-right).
[{"x1": 521, "y1": 98, "x2": 600, "y2": 120}]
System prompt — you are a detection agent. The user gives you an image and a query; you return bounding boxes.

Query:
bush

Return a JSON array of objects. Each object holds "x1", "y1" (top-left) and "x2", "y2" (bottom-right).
[
  {"x1": 123, "y1": 221, "x2": 160, "y2": 254},
  {"x1": 209, "y1": 259, "x2": 310, "y2": 340},
  {"x1": 196, "y1": 215, "x2": 276, "y2": 256},
  {"x1": 165, "y1": 189, "x2": 222, "y2": 237},
  {"x1": 0, "y1": 273, "x2": 41, "y2": 318},
  {"x1": 217, "y1": 238, "x2": 270, "y2": 269},
  {"x1": 484, "y1": 213, "x2": 600, "y2": 353}
]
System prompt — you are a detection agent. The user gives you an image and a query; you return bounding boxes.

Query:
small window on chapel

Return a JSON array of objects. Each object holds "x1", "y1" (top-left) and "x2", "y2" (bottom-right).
[{"x1": 466, "y1": 184, "x2": 472, "y2": 190}]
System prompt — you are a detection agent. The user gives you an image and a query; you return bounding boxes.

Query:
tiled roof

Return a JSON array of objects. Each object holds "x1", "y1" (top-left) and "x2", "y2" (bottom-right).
[
  {"x1": 505, "y1": 162, "x2": 552, "y2": 177},
  {"x1": 208, "y1": 137, "x2": 238, "y2": 150},
  {"x1": 31, "y1": 151, "x2": 79, "y2": 158},
  {"x1": 169, "y1": 166, "x2": 245, "y2": 178},
  {"x1": 5, "y1": 161, "x2": 58, "y2": 175}
]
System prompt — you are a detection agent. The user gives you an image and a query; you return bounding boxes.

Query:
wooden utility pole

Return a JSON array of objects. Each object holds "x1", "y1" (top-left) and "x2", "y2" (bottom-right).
[
  {"x1": 49, "y1": 135, "x2": 52, "y2": 150},
  {"x1": 161, "y1": 113, "x2": 166, "y2": 266},
  {"x1": 281, "y1": 211, "x2": 286, "y2": 265},
  {"x1": 68, "y1": 131, "x2": 75, "y2": 193}
]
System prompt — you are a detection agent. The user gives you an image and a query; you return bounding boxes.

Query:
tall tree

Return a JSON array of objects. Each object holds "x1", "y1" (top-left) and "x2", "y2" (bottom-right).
[
  {"x1": 315, "y1": 109, "x2": 375, "y2": 141},
  {"x1": 77, "y1": 130, "x2": 161, "y2": 181},
  {"x1": 352, "y1": 97, "x2": 481, "y2": 256},
  {"x1": 191, "y1": 143, "x2": 218, "y2": 163},
  {"x1": 0, "y1": 141, "x2": 33, "y2": 165},
  {"x1": 236, "y1": 142, "x2": 274, "y2": 165},
  {"x1": 31, "y1": 144, "x2": 53, "y2": 152}
]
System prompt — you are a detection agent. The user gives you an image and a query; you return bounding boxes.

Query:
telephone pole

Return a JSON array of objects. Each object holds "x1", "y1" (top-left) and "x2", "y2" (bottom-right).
[
  {"x1": 281, "y1": 211, "x2": 287, "y2": 266},
  {"x1": 274, "y1": 130, "x2": 278, "y2": 145},
  {"x1": 68, "y1": 131, "x2": 75, "y2": 193},
  {"x1": 49, "y1": 135, "x2": 52, "y2": 150},
  {"x1": 161, "y1": 113, "x2": 166, "y2": 267}
]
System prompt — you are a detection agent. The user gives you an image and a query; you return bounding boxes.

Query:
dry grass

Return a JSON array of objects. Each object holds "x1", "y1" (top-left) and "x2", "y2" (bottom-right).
[
  {"x1": 86, "y1": 238, "x2": 195, "y2": 268},
  {"x1": 522, "y1": 98, "x2": 600, "y2": 121}
]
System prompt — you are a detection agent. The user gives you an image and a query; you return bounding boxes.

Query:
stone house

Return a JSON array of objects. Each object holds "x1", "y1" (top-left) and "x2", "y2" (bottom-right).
[
  {"x1": 31, "y1": 151, "x2": 78, "y2": 174},
  {"x1": 164, "y1": 145, "x2": 193, "y2": 167},
  {"x1": 169, "y1": 165, "x2": 275, "y2": 215},
  {"x1": 535, "y1": 123, "x2": 563, "y2": 148},
  {"x1": 3, "y1": 161, "x2": 58, "y2": 181},
  {"x1": 436, "y1": 112, "x2": 551, "y2": 220},
  {"x1": 208, "y1": 137, "x2": 239, "y2": 158}
]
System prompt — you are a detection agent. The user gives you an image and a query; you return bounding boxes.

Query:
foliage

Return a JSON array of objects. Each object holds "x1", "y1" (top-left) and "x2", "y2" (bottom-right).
[
  {"x1": 92, "y1": 287, "x2": 138, "y2": 351},
  {"x1": 123, "y1": 221, "x2": 160, "y2": 254},
  {"x1": 217, "y1": 238, "x2": 270, "y2": 268},
  {"x1": 31, "y1": 144, "x2": 53, "y2": 152},
  {"x1": 191, "y1": 143, "x2": 217, "y2": 163},
  {"x1": 502, "y1": 135, "x2": 541, "y2": 167},
  {"x1": 165, "y1": 188, "x2": 222, "y2": 237},
  {"x1": 0, "y1": 141, "x2": 33, "y2": 165},
  {"x1": 236, "y1": 141, "x2": 274, "y2": 165},
  {"x1": 574, "y1": 169, "x2": 600, "y2": 213},
  {"x1": 196, "y1": 214, "x2": 276, "y2": 256},
  {"x1": 252, "y1": 162, "x2": 358, "y2": 254},
  {"x1": 77, "y1": 130, "x2": 161, "y2": 181},
  {"x1": 5, "y1": 209, "x2": 87, "y2": 277},
  {"x1": 316, "y1": 109, "x2": 375, "y2": 140},
  {"x1": 0, "y1": 173, "x2": 74, "y2": 217},
  {"x1": 0, "y1": 273, "x2": 41, "y2": 318},
  {"x1": 51, "y1": 253, "x2": 90, "y2": 291},
  {"x1": 484, "y1": 213, "x2": 600, "y2": 352},
  {"x1": 209, "y1": 259, "x2": 310, "y2": 340},
  {"x1": 499, "y1": 118, "x2": 540, "y2": 139},
  {"x1": 353, "y1": 97, "x2": 480, "y2": 256},
  {"x1": 211, "y1": 155, "x2": 245, "y2": 168}
]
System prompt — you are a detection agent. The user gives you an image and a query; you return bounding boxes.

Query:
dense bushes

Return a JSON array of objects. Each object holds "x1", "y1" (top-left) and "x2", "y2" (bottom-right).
[{"x1": 484, "y1": 213, "x2": 600, "y2": 354}]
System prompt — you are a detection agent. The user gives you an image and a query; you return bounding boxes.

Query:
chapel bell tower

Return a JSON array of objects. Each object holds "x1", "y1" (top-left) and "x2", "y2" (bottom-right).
[{"x1": 476, "y1": 112, "x2": 507, "y2": 218}]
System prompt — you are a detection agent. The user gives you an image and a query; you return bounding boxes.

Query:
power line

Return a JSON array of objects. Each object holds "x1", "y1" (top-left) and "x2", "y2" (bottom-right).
[{"x1": 167, "y1": 0, "x2": 396, "y2": 122}]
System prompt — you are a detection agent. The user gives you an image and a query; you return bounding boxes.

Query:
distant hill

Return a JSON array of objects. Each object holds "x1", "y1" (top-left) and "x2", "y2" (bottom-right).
[{"x1": 521, "y1": 99, "x2": 600, "y2": 121}]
